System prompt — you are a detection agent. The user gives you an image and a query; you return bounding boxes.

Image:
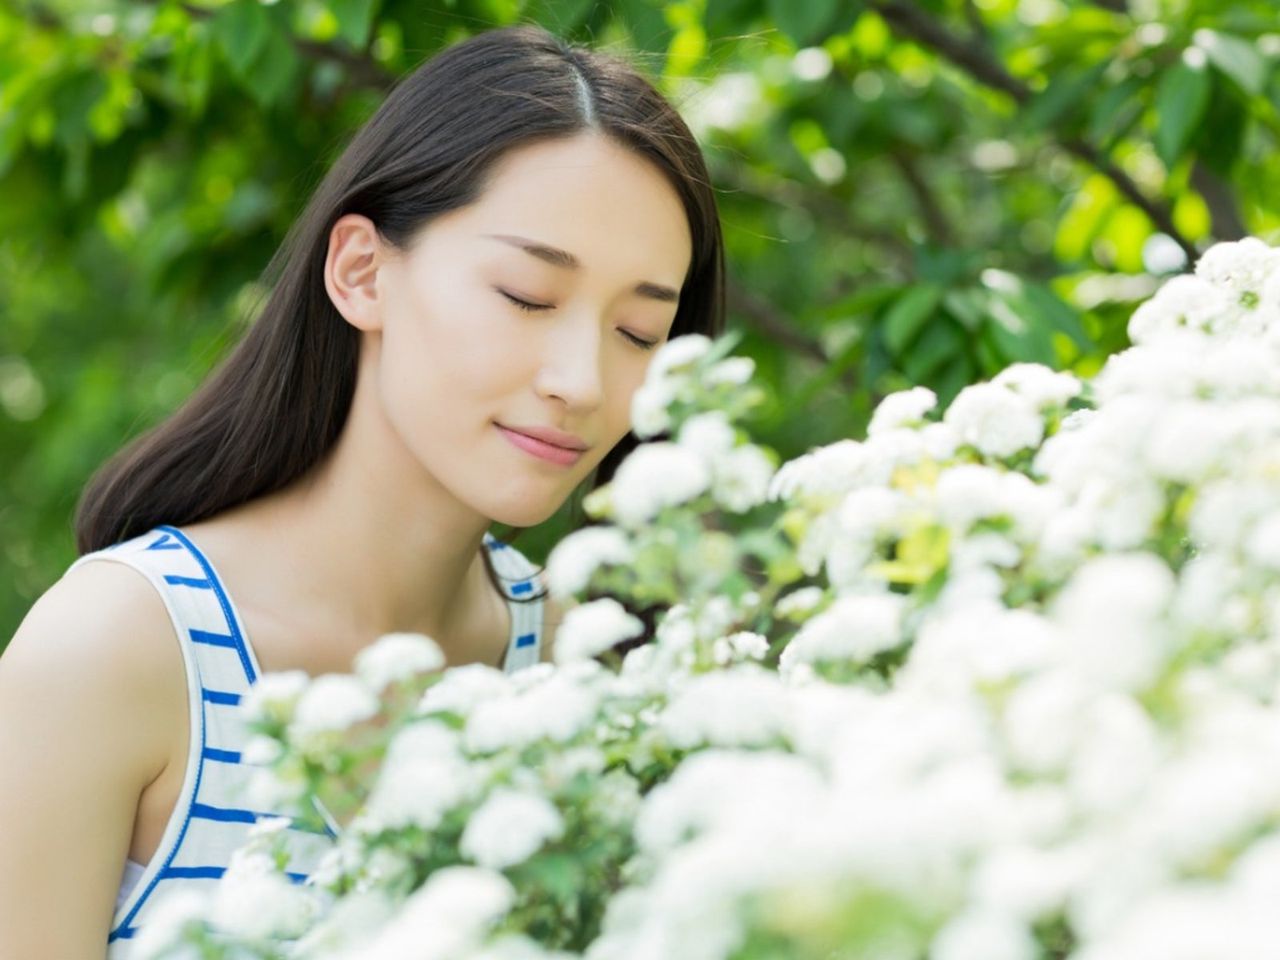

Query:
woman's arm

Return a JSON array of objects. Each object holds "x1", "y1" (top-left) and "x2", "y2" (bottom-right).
[{"x1": 0, "y1": 561, "x2": 184, "y2": 958}]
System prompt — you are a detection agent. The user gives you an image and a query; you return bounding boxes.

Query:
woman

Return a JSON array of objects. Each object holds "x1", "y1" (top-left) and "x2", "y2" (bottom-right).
[{"x1": 0, "y1": 22, "x2": 724, "y2": 956}]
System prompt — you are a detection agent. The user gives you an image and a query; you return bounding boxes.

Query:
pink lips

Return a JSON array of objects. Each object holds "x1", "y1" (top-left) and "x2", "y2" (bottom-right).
[{"x1": 496, "y1": 424, "x2": 584, "y2": 466}]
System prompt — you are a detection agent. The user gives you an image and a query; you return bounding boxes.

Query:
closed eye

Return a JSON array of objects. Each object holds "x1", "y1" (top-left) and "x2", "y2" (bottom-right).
[
  {"x1": 498, "y1": 289, "x2": 552, "y2": 312},
  {"x1": 496, "y1": 289, "x2": 659, "y2": 351}
]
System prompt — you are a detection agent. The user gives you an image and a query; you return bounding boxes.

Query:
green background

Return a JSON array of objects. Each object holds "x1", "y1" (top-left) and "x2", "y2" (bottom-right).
[{"x1": 2, "y1": 0, "x2": 1278, "y2": 650}]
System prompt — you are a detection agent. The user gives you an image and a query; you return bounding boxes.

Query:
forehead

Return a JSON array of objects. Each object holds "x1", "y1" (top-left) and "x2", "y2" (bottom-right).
[{"x1": 459, "y1": 134, "x2": 693, "y2": 287}]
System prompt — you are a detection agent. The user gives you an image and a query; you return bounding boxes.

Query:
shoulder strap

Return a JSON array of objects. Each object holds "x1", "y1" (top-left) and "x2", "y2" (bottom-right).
[{"x1": 484, "y1": 533, "x2": 546, "y2": 672}]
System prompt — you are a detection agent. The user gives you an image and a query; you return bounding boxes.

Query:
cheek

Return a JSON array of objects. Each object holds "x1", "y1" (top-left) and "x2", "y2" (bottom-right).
[{"x1": 384, "y1": 283, "x2": 525, "y2": 394}]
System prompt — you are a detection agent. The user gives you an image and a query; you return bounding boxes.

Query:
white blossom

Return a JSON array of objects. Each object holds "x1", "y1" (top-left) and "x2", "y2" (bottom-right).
[
  {"x1": 775, "y1": 586, "x2": 827, "y2": 621},
  {"x1": 132, "y1": 889, "x2": 207, "y2": 960},
  {"x1": 711, "y1": 444, "x2": 775, "y2": 512},
  {"x1": 1194, "y1": 235, "x2": 1280, "y2": 305},
  {"x1": 704, "y1": 356, "x2": 755, "y2": 385},
  {"x1": 210, "y1": 848, "x2": 320, "y2": 940},
  {"x1": 361, "y1": 722, "x2": 479, "y2": 833},
  {"x1": 466, "y1": 670, "x2": 602, "y2": 752},
  {"x1": 659, "y1": 666, "x2": 791, "y2": 749},
  {"x1": 553, "y1": 598, "x2": 644, "y2": 665},
  {"x1": 460, "y1": 787, "x2": 566, "y2": 870},
  {"x1": 419, "y1": 663, "x2": 514, "y2": 718},
  {"x1": 646, "y1": 333, "x2": 712, "y2": 381},
  {"x1": 868, "y1": 386, "x2": 937, "y2": 435},
  {"x1": 287, "y1": 674, "x2": 379, "y2": 742},
  {"x1": 768, "y1": 439, "x2": 877, "y2": 501},
  {"x1": 609, "y1": 442, "x2": 711, "y2": 527},
  {"x1": 779, "y1": 592, "x2": 907, "y2": 673},
  {"x1": 241, "y1": 669, "x2": 309, "y2": 724},
  {"x1": 677, "y1": 410, "x2": 736, "y2": 458},
  {"x1": 630, "y1": 379, "x2": 676, "y2": 438},
  {"x1": 930, "y1": 908, "x2": 1038, "y2": 960},
  {"x1": 992, "y1": 362, "x2": 1082, "y2": 408},
  {"x1": 354, "y1": 632, "x2": 445, "y2": 693},
  {"x1": 944, "y1": 383, "x2": 1045, "y2": 458},
  {"x1": 358, "y1": 866, "x2": 515, "y2": 960},
  {"x1": 545, "y1": 526, "x2": 635, "y2": 598}
]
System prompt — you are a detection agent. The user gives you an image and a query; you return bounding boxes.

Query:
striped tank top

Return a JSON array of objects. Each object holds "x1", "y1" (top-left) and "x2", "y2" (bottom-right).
[{"x1": 62, "y1": 524, "x2": 545, "y2": 956}]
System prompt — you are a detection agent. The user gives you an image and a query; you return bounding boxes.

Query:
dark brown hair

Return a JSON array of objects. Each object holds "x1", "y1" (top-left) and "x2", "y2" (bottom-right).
[{"x1": 74, "y1": 23, "x2": 725, "y2": 600}]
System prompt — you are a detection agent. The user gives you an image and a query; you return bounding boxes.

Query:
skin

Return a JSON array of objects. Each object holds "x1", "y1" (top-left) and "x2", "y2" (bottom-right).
[{"x1": 0, "y1": 130, "x2": 693, "y2": 956}]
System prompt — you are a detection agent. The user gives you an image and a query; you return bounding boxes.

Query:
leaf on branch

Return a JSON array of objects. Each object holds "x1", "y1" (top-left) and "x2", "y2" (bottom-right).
[
  {"x1": 1153, "y1": 58, "x2": 1211, "y2": 169},
  {"x1": 882, "y1": 283, "x2": 944, "y2": 356},
  {"x1": 1193, "y1": 29, "x2": 1268, "y2": 97}
]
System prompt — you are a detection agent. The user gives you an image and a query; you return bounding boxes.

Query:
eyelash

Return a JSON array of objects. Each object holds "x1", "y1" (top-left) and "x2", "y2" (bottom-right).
[{"x1": 497, "y1": 289, "x2": 658, "y2": 351}]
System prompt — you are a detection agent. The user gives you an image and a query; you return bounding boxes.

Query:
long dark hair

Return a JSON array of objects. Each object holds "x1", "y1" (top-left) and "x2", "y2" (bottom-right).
[{"x1": 74, "y1": 23, "x2": 725, "y2": 601}]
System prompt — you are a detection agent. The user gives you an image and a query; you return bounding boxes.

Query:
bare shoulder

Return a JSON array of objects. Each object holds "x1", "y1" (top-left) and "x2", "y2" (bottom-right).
[
  {"x1": 4, "y1": 558, "x2": 184, "y2": 710},
  {"x1": 0, "y1": 557, "x2": 185, "y2": 954}
]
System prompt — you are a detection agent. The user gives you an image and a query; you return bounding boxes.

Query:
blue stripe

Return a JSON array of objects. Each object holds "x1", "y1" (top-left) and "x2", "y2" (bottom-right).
[
  {"x1": 156, "y1": 525, "x2": 256, "y2": 683},
  {"x1": 163, "y1": 574, "x2": 213, "y2": 589},
  {"x1": 189, "y1": 628, "x2": 237, "y2": 649},
  {"x1": 202, "y1": 687, "x2": 241, "y2": 706},
  {"x1": 203, "y1": 747, "x2": 241, "y2": 764},
  {"x1": 160, "y1": 865, "x2": 225, "y2": 880},
  {"x1": 515, "y1": 632, "x2": 537, "y2": 649},
  {"x1": 159, "y1": 865, "x2": 310, "y2": 884},
  {"x1": 190, "y1": 802, "x2": 332, "y2": 836},
  {"x1": 511, "y1": 580, "x2": 533, "y2": 596},
  {"x1": 190, "y1": 802, "x2": 259, "y2": 824},
  {"x1": 146, "y1": 532, "x2": 182, "y2": 551},
  {"x1": 111, "y1": 620, "x2": 212, "y2": 940}
]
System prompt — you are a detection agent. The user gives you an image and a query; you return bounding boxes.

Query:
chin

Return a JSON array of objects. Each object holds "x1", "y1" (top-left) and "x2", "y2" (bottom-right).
[{"x1": 487, "y1": 497, "x2": 563, "y2": 530}]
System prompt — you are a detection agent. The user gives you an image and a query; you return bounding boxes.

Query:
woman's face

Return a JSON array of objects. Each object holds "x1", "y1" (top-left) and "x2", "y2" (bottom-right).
[{"x1": 363, "y1": 133, "x2": 693, "y2": 527}]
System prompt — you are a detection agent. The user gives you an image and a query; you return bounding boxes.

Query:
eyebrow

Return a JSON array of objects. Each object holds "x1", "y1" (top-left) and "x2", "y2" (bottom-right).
[{"x1": 483, "y1": 233, "x2": 681, "y2": 304}]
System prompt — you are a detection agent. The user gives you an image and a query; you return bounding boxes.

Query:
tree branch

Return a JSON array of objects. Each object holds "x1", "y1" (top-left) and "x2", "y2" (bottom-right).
[
  {"x1": 713, "y1": 162, "x2": 916, "y2": 270},
  {"x1": 890, "y1": 150, "x2": 954, "y2": 246},
  {"x1": 724, "y1": 277, "x2": 862, "y2": 395},
  {"x1": 177, "y1": 2, "x2": 397, "y2": 95},
  {"x1": 1190, "y1": 160, "x2": 1246, "y2": 241},
  {"x1": 865, "y1": 0, "x2": 1198, "y2": 263}
]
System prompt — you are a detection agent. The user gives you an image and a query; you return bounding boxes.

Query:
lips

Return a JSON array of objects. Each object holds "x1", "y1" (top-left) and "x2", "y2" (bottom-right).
[{"x1": 496, "y1": 424, "x2": 585, "y2": 466}]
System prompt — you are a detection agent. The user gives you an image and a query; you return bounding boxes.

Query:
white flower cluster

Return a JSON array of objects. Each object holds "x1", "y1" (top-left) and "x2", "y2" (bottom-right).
[
  {"x1": 596, "y1": 336, "x2": 773, "y2": 531},
  {"x1": 166, "y1": 239, "x2": 1280, "y2": 960}
]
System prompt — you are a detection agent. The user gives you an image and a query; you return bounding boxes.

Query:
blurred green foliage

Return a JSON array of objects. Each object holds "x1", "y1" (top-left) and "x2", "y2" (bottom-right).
[{"x1": 2, "y1": 0, "x2": 1279, "y2": 649}]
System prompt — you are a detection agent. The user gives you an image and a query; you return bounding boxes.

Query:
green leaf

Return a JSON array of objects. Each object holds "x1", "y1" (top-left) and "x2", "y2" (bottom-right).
[
  {"x1": 902, "y1": 317, "x2": 963, "y2": 383},
  {"x1": 1019, "y1": 61, "x2": 1108, "y2": 133},
  {"x1": 617, "y1": 0, "x2": 670, "y2": 57},
  {"x1": 243, "y1": 25, "x2": 302, "y2": 110},
  {"x1": 1194, "y1": 29, "x2": 1267, "y2": 96},
  {"x1": 525, "y1": 0, "x2": 597, "y2": 33},
  {"x1": 1020, "y1": 282, "x2": 1091, "y2": 349},
  {"x1": 1154, "y1": 60, "x2": 1211, "y2": 169},
  {"x1": 882, "y1": 284, "x2": 944, "y2": 356},
  {"x1": 983, "y1": 289, "x2": 1057, "y2": 366},
  {"x1": 706, "y1": 0, "x2": 762, "y2": 36},
  {"x1": 766, "y1": 0, "x2": 840, "y2": 46},
  {"x1": 330, "y1": 0, "x2": 380, "y2": 50},
  {"x1": 1086, "y1": 75, "x2": 1144, "y2": 148},
  {"x1": 211, "y1": 0, "x2": 270, "y2": 81},
  {"x1": 1190, "y1": 76, "x2": 1248, "y2": 175}
]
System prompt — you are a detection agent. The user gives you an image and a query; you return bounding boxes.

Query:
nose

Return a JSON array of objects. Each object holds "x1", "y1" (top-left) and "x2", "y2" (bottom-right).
[{"x1": 534, "y1": 311, "x2": 605, "y2": 414}]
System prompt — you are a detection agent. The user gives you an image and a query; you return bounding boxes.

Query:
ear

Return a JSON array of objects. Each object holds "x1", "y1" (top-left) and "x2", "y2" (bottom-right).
[{"x1": 323, "y1": 213, "x2": 394, "y2": 333}]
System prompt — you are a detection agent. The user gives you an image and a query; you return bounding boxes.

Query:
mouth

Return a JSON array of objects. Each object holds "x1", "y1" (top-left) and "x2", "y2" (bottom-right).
[{"x1": 495, "y1": 424, "x2": 585, "y2": 467}]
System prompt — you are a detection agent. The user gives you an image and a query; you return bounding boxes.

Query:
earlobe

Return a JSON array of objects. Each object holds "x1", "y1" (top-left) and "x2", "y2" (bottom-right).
[{"x1": 324, "y1": 213, "x2": 389, "y2": 333}]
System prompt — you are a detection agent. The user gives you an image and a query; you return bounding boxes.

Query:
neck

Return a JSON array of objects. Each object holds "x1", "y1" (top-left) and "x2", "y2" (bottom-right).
[{"x1": 210, "y1": 368, "x2": 504, "y2": 665}]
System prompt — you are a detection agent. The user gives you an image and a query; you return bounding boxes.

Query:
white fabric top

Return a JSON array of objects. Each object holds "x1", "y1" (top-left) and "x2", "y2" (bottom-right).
[{"x1": 62, "y1": 525, "x2": 545, "y2": 956}]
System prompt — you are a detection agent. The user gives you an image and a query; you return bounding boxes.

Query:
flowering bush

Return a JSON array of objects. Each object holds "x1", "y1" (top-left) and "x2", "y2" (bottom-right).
[{"x1": 146, "y1": 238, "x2": 1280, "y2": 960}]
